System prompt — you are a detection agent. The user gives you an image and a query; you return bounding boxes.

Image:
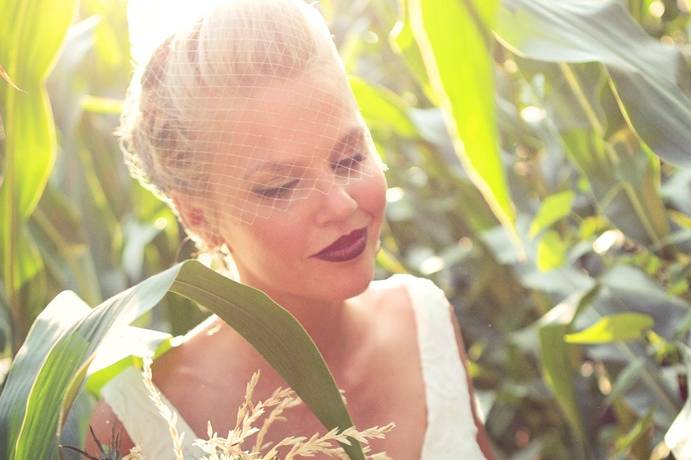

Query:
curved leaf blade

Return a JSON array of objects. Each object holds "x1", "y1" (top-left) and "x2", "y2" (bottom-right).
[
  {"x1": 565, "y1": 312, "x2": 654, "y2": 344},
  {"x1": 539, "y1": 323, "x2": 584, "y2": 439},
  {"x1": 0, "y1": 0, "x2": 79, "y2": 352},
  {"x1": 1, "y1": 87, "x2": 55, "y2": 222},
  {"x1": 536, "y1": 230, "x2": 567, "y2": 272},
  {"x1": 170, "y1": 262, "x2": 360, "y2": 451},
  {"x1": 1, "y1": 261, "x2": 365, "y2": 460},
  {"x1": 349, "y1": 76, "x2": 417, "y2": 139},
  {"x1": 530, "y1": 191, "x2": 575, "y2": 238},
  {"x1": 495, "y1": 0, "x2": 691, "y2": 169},
  {"x1": 408, "y1": 0, "x2": 516, "y2": 235},
  {"x1": 0, "y1": 291, "x2": 90, "y2": 459}
]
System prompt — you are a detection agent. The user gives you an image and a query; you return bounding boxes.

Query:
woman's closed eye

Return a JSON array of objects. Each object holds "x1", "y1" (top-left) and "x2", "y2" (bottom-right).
[
  {"x1": 254, "y1": 179, "x2": 300, "y2": 200},
  {"x1": 333, "y1": 153, "x2": 366, "y2": 174}
]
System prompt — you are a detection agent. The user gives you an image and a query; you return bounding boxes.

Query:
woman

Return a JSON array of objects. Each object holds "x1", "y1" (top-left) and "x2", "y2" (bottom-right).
[{"x1": 86, "y1": 0, "x2": 493, "y2": 458}]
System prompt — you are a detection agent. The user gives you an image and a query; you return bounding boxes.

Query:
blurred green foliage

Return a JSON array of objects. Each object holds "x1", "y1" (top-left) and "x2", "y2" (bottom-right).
[{"x1": 1, "y1": 0, "x2": 691, "y2": 458}]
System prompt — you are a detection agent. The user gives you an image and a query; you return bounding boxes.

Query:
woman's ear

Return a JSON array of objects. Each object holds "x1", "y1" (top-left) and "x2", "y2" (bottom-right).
[{"x1": 170, "y1": 192, "x2": 224, "y2": 248}]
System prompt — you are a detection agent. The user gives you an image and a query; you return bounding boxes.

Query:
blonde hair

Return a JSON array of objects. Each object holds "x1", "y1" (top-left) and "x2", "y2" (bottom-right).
[{"x1": 118, "y1": 0, "x2": 340, "y2": 248}]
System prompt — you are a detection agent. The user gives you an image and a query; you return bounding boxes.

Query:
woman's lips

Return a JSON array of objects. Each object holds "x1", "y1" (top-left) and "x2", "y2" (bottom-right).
[{"x1": 311, "y1": 227, "x2": 368, "y2": 262}]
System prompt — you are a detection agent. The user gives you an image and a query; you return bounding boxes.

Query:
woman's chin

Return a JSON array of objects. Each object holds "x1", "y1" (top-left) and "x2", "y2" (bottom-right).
[
  {"x1": 321, "y1": 255, "x2": 376, "y2": 300},
  {"x1": 339, "y1": 270, "x2": 373, "y2": 299},
  {"x1": 296, "y1": 253, "x2": 372, "y2": 302}
]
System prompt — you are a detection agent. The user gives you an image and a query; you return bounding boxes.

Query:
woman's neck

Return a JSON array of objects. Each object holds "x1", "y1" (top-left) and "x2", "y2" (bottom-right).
[
  {"x1": 235, "y1": 269, "x2": 352, "y2": 364},
  {"x1": 269, "y1": 287, "x2": 348, "y2": 342}
]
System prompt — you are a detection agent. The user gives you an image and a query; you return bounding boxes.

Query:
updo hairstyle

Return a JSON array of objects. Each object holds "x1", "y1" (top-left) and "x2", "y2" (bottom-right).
[{"x1": 117, "y1": 0, "x2": 340, "y2": 249}]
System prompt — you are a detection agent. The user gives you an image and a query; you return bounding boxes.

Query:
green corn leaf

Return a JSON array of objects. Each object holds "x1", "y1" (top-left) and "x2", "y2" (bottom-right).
[
  {"x1": 530, "y1": 191, "x2": 575, "y2": 238},
  {"x1": 495, "y1": 0, "x2": 691, "y2": 169},
  {"x1": 561, "y1": 127, "x2": 669, "y2": 248},
  {"x1": 539, "y1": 323, "x2": 584, "y2": 439},
  {"x1": 80, "y1": 95, "x2": 123, "y2": 114},
  {"x1": 0, "y1": 0, "x2": 77, "y2": 233},
  {"x1": 389, "y1": 0, "x2": 435, "y2": 102},
  {"x1": 0, "y1": 261, "x2": 365, "y2": 460},
  {"x1": 524, "y1": 58, "x2": 671, "y2": 248},
  {"x1": 0, "y1": 0, "x2": 78, "y2": 83},
  {"x1": 565, "y1": 312, "x2": 654, "y2": 344},
  {"x1": 0, "y1": 0, "x2": 79, "y2": 351},
  {"x1": 495, "y1": 0, "x2": 675, "y2": 248},
  {"x1": 85, "y1": 327, "x2": 174, "y2": 397},
  {"x1": 349, "y1": 76, "x2": 417, "y2": 139},
  {"x1": 1, "y1": 88, "x2": 54, "y2": 270},
  {"x1": 0, "y1": 291, "x2": 90, "y2": 459},
  {"x1": 536, "y1": 230, "x2": 567, "y2": 272},
  {"x1": 408, "y1": 0, "x2": 516, "y2": 240}
]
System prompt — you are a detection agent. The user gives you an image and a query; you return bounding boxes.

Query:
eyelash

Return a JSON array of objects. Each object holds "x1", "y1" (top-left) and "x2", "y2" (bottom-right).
[
  {"x1": 333, "y1": 152, "x2": 366, "y2": 173},
  {"x1": 254, "y1": 179, "x2": 299, "y2": 199},
  {"x1": 253, "y1": 148, "x2": 367, "y2": 200}
]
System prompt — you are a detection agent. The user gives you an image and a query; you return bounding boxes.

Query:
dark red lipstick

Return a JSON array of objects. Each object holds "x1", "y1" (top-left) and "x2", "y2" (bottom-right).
[{"x1": 311, "y1": 227, "x2": 368, "y2": 262}]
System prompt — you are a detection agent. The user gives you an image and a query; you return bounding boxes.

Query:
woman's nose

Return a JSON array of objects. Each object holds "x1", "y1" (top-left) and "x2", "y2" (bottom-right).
[{"x1": 315, "y1": 181, "x2": 358, "y2": 225}]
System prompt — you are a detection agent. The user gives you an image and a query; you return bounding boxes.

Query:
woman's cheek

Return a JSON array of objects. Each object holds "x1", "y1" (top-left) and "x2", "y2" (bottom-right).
[
  {"x1": 364, "y1": 168, "x2": 388, "y2": 220},
  {"x1": 262, "y1": 218, "x2": 308, "y2": 259}
]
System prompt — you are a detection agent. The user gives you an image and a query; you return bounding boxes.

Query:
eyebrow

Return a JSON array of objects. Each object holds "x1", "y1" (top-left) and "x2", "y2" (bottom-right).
[
  {"x1": 328, "y1": 125, "x2": 365, "y2": 162},
  {"x1": 243, "y1": 125, "x2": 365, "y2": 180}
]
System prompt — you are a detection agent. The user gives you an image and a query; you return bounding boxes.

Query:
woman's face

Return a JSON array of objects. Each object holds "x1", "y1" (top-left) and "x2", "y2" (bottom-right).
[{"x1": 208, "y1": 65, "x2": 387, "y2": 303}]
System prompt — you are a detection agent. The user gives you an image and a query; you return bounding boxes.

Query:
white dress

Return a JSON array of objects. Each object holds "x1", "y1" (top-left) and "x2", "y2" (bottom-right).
[{"x1": 101, "y1": 274, "x2": 485, "y2": 459}]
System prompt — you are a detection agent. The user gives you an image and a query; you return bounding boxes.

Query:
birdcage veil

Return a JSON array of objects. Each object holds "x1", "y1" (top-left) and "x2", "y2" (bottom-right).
[{"x1": 118, "y1": 0, "x2": 384, "y2": 250}]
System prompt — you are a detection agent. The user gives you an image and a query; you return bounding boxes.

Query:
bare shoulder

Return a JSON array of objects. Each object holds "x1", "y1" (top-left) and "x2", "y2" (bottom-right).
[
  {"x1": 83, "y1": 398, "x2": 135, "y2": 456},
  {"x1": 352, "y1": 276, "x2": 419, "y2": 348},
  {"x1": 345, "y1": 276, "x2": 428, "y2": 456},
  {"x1": 360, "y1": 274, "x2": 449, "y2": 329},
  {"x1": 363, "y1": 275, "x2": 414, "y2": 314}
]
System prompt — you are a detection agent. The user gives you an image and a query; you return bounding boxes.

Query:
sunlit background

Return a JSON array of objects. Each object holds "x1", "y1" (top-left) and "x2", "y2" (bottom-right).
[{"x1": 2, "y1": 0, "x2": 691, "y2": 458}]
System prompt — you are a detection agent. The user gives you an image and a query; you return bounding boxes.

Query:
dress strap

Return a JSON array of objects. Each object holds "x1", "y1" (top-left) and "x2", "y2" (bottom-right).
[
  {"x1": 101, "y1": 367, "x2": 205, "y2": 459},
  {"x1": 392, "y1": 274, "x2": 484, "y2": 459}
]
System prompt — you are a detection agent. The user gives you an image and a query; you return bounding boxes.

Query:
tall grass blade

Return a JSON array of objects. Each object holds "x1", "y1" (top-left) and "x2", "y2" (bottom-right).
[
  {"x1": 408, "y1": 0, "x2": 517, "y2": 241},
  {"x1": 0, "y1": 0, "x2": 79, "y2": 351}
]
